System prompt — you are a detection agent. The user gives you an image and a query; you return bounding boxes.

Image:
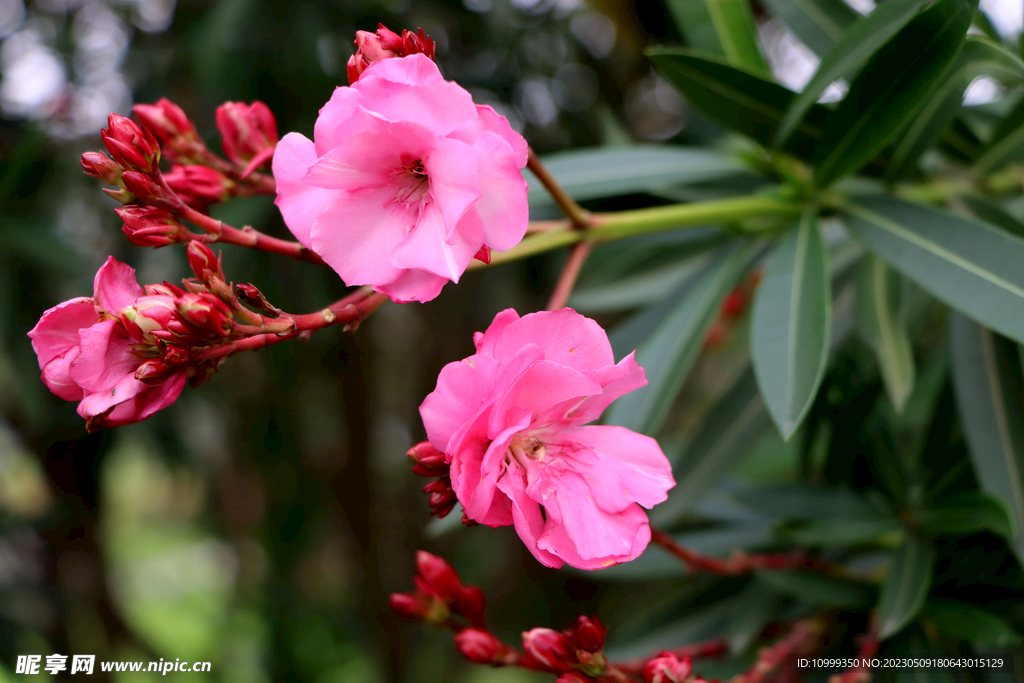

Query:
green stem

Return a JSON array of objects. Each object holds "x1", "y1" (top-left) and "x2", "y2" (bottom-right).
[{"x1": 480, "y1": 193, "x2": 798, "y2": 269}]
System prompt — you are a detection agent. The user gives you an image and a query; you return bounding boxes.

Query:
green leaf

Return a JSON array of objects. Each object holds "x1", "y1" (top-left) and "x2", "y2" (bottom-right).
[
  {"x1": 666, "y1": 0, "x2": 724, "y2": 55},
  {"x1": 528, "y1": 146, "x2": 749, "y2": 212},
  {"x1": 975, "y1": 95, "x2": 1024, "y2": 173},
  {"x1": 949, "y1": 314, "x2": 1024, "y2": 564},
  {"x1": 775, "y1": 0, "x2": 928, "y2": 148},
  {"x1": 650, "y1": 369, "x2": 773, "y2": 526},
  {"x1": 842, "y1": 195, "x2": 1024, "y2": 345},
  {"x1": 887, "y1": 37, "x2": 1024, "y2": 177},
  {"x1": 856, "y1": 256, "x2": 915, "y2": 412},
  {"x1": 604, "y1": 242, "x2": 755, "y2": 435},
  {"x1": 760, "y1": 0, "x2": 860, "y2": 57},
  {"x1": 756, "y1": 569, "x2": 872, "y2": 608},
  {"x1": 647, "y1": 48, "x2": 831, "y2": 163},
  {"x1": 927, "y1": 600, "x2": 1023, "y2": 647},
  {"x1": 918, "y1": 491, "x2": 1014, "y2": 538},
  {"x1": 724, "y1": 584, "x2": 782, "y2": 653},
  {"x1": 960, "y1": 194, "x2": 1024, "y2": 239},
  {"x1": 877, "y1": 534, "x2": 933, "y2": 639},
  {"x1": 705, "y1": 0, "x2": 769, "y2": 75},
  {"x1": 812, "y1": 0, "x2": 976, "y2": 187},
  {"x1": 732, "y1": 483, "x2": 884, "y2": 520},
  {"x1": 784, "y1": 516, "x2": 902, "y2": 547},
  {"x1": 752, "y1": 211, "x2": 831, "y2": 439}
]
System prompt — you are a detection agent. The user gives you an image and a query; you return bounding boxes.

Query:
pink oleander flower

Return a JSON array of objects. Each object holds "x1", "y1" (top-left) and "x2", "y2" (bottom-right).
[
  {"x1": 419, "y1": 309, "x2": 675, "y2": 569},
  {"x1": 28, "y1": 257, "x2": 186, "y2": 431},
  {"x1": 273, "y1": 53, "x2": 529, "y2": 303}
]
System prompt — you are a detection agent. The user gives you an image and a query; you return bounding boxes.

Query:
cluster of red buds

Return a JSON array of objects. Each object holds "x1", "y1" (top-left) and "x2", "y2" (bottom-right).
[
  {"x1": 83, "y1": 96, "x2": 277, "y2": 223},
  {"x1": 347, "y1": 23, "x2": 436, "y2": 83},
  {"x1": 407, "y1": 441, "x2": 477, "y2": 525},
  {"x1": 704, "y1": 269, "x2": 764, "y2": 349},
  {"x1": 389, "y1": 551, "x2": 487, "y2": 630},
  {"x1": 520, "y1": 616, "x2": 612, "y2": 680},
  {"x1": 642, "y1": 653, "x2": 707, "y2": 683}
]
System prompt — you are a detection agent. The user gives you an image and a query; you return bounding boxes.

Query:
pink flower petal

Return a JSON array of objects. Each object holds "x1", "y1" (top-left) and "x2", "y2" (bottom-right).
[
  {"x1": 538, "y1": 502, "x2": 651, "y2": 569},
  {"x1": 493, "y1": 308, "x2": 615, "y2": 371},
  {"x1": 356, "y1": 56, "x2": 476, "y2": 136},
  {"x1": 359, "y1": 53, "x2": 445, "y2": 86},
  {"x1": 27, "y1": 298, "x2": 96, "y2": 368},
  {"x1": 474, "y1": 309, "x2": 521, "y2": 356},
  {"x1": 273, "y1": 132, "x2": 341, "y2": 249},
  {"x1": 68, "y1": 319, "x2": 141, "y2": 394},
  {"x1": 423, "y1": 137, "x2": 481, "y2": 231},
  {"x1": 454, "y1": 410, "x2": 530, "y2": 524},
  {"x1": 92, "y1": 257, "x2": 143, "y2": 313},
  {"x1": 390, "y1": 201, "x2": 463, "y2": 281},
  {"x1": 566, "y1": 352, "x2": 648, "y2": 424},
  {"x1": 313, "y1": 86, "x2": 362, "y2": 157},
  {"x1": 309, "y1": 187, "x2": 410, "y2": 286},
  {"x1": 41, "y1": 347, "x2": 84, "y2": 401},
  {"x1": 561, "y1": 425, "x2": 675, "y2": 512},
  {"x1": 374, "y1": 269, "x2": 448, "y2": 304},
  {"x1": 486, "y1": 360, "x2": 602, "y2": 439},
  {"x1": 463, "y1": 131, "x2": 529, "y2": 251},
  {"x1": 496, "y1": 459, "x2": 564, "y2": 569},
  {"x1": 420, "y1": 354, "x2": 503, "y2": 453},
  {"x1": 95, "y1": 372, "x2": 187, "y2": 428}
]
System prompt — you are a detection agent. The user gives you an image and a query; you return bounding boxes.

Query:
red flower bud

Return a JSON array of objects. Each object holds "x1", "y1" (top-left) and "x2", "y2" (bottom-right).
[
  {"x1": 163, "y1": 344, "x2": 192, "y2": 366},
  {"x1": 522, "y1": 628, "x2": 575, "y2": 673},
  {"x1": 101, "y1": 113, "x2": 161, "y2": 174},
  {"x1": 557, "y1": 673, "x2": 594, "y2": 683},
  {"x1": 456, "y1": 585, "x2": 486, "y2": 629},
  {"x1": 132, "y1": 98, "x2": 204, "y2": 163},
  {"x1": 164, "y1": 164, "x2": 232, "y2": 211},
  {"x1": 422, "y1": 478, "x2": 457, "y2": 518},
  {"x1": 564, "y1": 616, "x2": 606, "y2": 653},
  {"x1": 135, "y1": 359, "x2": 178, "y2": 385},
  {"x1": 473, "y1": 245, "x2": 492, "y2": 265},
  {"x1": 407, "y1": 441, "x2": 449, "y2": 477},
  {"x1": 175, "y1": 293, "x2": 233, "y2": 338},
  {"x1": 389, "y1": 592, "x2": 425, "y2": 621},
  {"x1": 643, "y1": 653, "x2": 692, "y2": 683},
  {"x1": 81, "y1": 151, "x2": 123, "y2": 185},
  {"x1": 120, "y1": 171, "x2": 174, "y2": 207},
  {"x1": 415, "y1": 550, "x2": 462, "y2": 603},
  {"x1": 454, "y1": 629, "x2": 513, "y2": 665},
  {"x1": 186, "y1": 241, "x2": 225, "y2": 283},
  {"x1": 145, "y1": 282, "x2": 186, "y2": 298},
  {"x1": 215, "y1": 101, "x2": 278, "y2": 176},
  {"x1": 116, "y1": 205, "x2": 188, "y2": 247},
  {"x1": 347, "y1": 24, "x2": 436, "y2": 84}
]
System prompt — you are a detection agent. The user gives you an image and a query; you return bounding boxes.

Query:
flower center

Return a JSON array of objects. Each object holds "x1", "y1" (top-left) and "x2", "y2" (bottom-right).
[
  {"x1": 507, "y1": 435, "x2": 547, "y2": 470},
  {"x1": 391, "y1": 154, "x2": 430, "y2": 205}
]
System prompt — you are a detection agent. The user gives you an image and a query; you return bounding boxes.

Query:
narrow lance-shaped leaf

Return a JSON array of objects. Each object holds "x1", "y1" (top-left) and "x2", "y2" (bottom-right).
[
  {"x1": 888, "y1": 37, "x2": 1024, "y2": 178},
  {"x1": 960, "y1": 194, "x2": 1024, "y2": 240},
  {"x1": 856, "y1": 256, "x2": 915, "y2": 412},
  {"x1": 975, "y1": 92, "x2": 1024, "y2": 173},
  {"x1": 647, "y1": 49, "x2": 831, "y2": 164},
  {"x1": 774, "y1": 0, "x2": 928, "y2": 148},
  {"x1": 949, "y1": 314, "x2": 1024, "y2": 565},
  {"x1": 813, "y1": 0, "x2": 976, "y2": 188},
  {"x1": 876, "y1": 534, "x2": 933, "y2": 639},
  {"x1": 665, "y1": 0, "x2": 724, "y2": 56},
  {"x1": 604, "y1": 242, "x2": 754, "y2": 436},
  {"x1": 705, "y1": 0, "x2": 770, "y2": 75},
  {"x1": 842, "y1": 195, "x2": 1024, "y2": 345},
  {"x1": 752, "y1": 211, "x2": 831, "y2": 439},
  {"x1": 760, "y1": 0, "x2": 860, "y2": 58}
]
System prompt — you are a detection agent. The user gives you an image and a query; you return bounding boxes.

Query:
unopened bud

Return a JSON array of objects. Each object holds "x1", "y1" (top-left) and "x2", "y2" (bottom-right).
[
  {"x1": 389, "y1": 592, "x2": 424, "y2": 621},
  {"x1": 116, "y1": 205, "x2": 188, "y2": 247},
  {"x1": 135, "y1": 359, "x2": 177, "y2": 385},
  {"x1": 121, "y1": 171, "x2": 174, "y2": 207},
  {"x1": 145, "y1": 282, "x2": 186, "y2": 298},
  {"x1": 473, "y1": 245, "x2": 491, "y2": 265},
  {"x1": 415, "y1": 550, "x2": 462, "y2": 603},
  {"x1": 164, "y1": 164, "x2": 232, "y2": 211},
  {"x1": 132, "y1": 98, "x2": 204, "y2": 162},
  {"x1": 123, "y1": 295, "x2": 178, "y2": 338},
  {"x1": 176, "y1": 293, "x2": 233, "y2": 338},
  {"x1": 81, "y1": 151, "x2": 123, "y2": 185},
  {"x1": 407, "y1": 441, "x2": 448, "y2": 477},
  {"x1": 163, "y1": 344, "x2": 191, "y2": 366},
  {"x1": 556, "y1": 673, "x2": 593, "y2": 683},
  {"x1": 643, "y1": 653, "x2": 692, "y2": 683},
  {"x1": 236, "y1": 283, "x2": 279, "y2": 316},
  {"x1": 574, "y1": 651, "x2": 607, "y2": 678},
  {"x1": 522, "y1": 628, "x2": 575, "y2": 673},
  {"x1": 101, "y1": 113, "x2": 161, "y2": 174},
  {"x1": 454, "y1": 629, "x2": 514, "y2": 665},
  {"x1": 347, "y1": 23, "x2": 436, "y2": 84},
  {"x1": 423, "y1": 478, "x2": 457, "y2": 518},
  {"x1": 215, "y1": 101, "x2": 278, "y2": 176},
  {"x1": 565, "y1": 616, "x2": 606, "y2": 653},
  {"x1": 186, "y1": 241, "x2": 225, "y2": 283},
  {"x1": 456, "y1": 585, "x2": 486, "y2": 629}
]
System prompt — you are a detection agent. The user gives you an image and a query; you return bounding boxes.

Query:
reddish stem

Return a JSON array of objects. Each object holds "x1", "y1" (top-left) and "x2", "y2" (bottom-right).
[
  {"x1": 611, "y1": 638, "x2": 730, "y2": 676},
  {"x1": 649, "y1": 528, "x2": 836, "y2": 575},
  {"x1": 546, "y1": 240, "x2": 592, "y2": 311},
  {"x1": 177, "y1": 203, "x2": 328, "y2": 267},
  {"x1": 827, "y1": 617, "x2": 878, "y2": 683},
  {"x1": 728, "y1": 617, "x2": 828, "y2": 683},
  {"x1": 197, "y1": 288, "x2": 387, "y2": 362},
  {"x1": 527, "y1": 148, "x2": 590, "y2": 229}
]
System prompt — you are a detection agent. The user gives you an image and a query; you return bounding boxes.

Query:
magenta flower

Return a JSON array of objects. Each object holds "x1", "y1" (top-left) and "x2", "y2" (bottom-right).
[
  {"x1": 419, "y1": 309, "x2": 675, "y2": 569},
  {"x1": 28, "y1": 257, "x2": 186, "y2": 431},
  {"x1": 273, "y1": 54, "x2": 529, "y2": 303}
]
